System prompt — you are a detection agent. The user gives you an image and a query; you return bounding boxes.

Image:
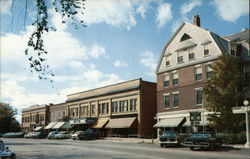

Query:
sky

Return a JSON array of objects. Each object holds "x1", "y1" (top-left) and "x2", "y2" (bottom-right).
[{"x1": 0, "y1": 0, "x2": 249, "y2": 122}]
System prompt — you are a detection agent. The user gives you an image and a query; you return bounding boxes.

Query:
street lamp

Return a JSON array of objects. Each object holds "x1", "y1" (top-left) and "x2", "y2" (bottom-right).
[{"x1": 243, "y1": 100, "x2": 250, "y2": 148}]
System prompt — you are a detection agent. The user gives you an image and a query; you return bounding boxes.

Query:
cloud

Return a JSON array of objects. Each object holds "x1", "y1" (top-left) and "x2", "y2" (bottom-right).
[
  {"x1": 75, "y1": 0, "x2": 155, "y2": 30},
  {"x1": 211, "y1": 0, "x2": 249, "y2": 22},
  {"x1": 0, "y1": 0, "x2": 12, "y2": 14},
  {"x1": 88, "y1": 44, "x2": 106, "y2": 58},
  {"x1": 113, "y1": 60, "x2": 128, "y2": 67},
  {"x1": 156, "y1": 3, "x2": 172, "y2": 28},
  {"x1": 140, "y1": 51, "x2": 157, "y2": 76},
  {"x1": 171, "y1": 0, "x2": 202, "y2": 33},
  {"x1": 180, "y1": 0, "x2": 202, "y2": 15}
]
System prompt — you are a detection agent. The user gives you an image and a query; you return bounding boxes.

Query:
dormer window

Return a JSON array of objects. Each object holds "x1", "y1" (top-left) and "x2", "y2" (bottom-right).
[
  {"x1": 180, "y1": 33, "x2": 191, "y2": 42},
  {"x1": 177, "y1": 51, "x2": 184, "y2": 63}
]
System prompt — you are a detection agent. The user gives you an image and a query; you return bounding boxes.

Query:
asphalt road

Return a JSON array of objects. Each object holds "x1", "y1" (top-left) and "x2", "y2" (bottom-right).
[{"x1": 1, "y1": 138, "x2": 250, "y2": 159}]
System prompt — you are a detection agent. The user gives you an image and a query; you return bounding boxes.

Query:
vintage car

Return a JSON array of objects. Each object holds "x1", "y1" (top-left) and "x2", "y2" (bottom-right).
[
  {"x1": 71, "y1": 131, "x2": 85, "y2": 140},
  {"x1": 53, "y1": 131, "x2": 71, "y2": 139},
  {"x1": 159, "y1": 131, "x2": 181, "y2": 147},
  {"x1": 47, "y1": 131, "x2": 58, "y2": 139},
  {"x1": 3, "y1": 132, "x2": 24, "y2": 138},
  {"x1": 78, "y1": 129, "x2": 99, "y2": 140},
  {"x1": 28, "y1": 132, "x2": 47, "y2": 139},
  {"x1": 183, "y1": 132, "x2": 222, "y2": 150},
  {"x1": 0, "y1": 140, "x2": 16, "y2": 159}
]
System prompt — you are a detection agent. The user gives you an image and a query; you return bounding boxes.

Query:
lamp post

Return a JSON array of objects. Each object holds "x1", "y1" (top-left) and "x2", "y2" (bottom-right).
[{"x1": 244, "y1": 100, "x2": 250, "y2": 148}]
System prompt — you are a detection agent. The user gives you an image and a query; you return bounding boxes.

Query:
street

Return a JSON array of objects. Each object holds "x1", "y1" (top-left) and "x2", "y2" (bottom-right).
[{"x1": 1, "y1": 138, "x2": 249, "y2": 159}]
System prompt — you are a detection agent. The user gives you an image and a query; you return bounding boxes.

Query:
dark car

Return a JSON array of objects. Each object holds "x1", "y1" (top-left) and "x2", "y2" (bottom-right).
[
  {"x1": 183, "y1": 132, "x2": 222, "y2": 150},
  {"x1": 0, "y1": 140, "x2": 16, "y2": 159},
  {"x1": 53, "y1": 131, "x2": 71, "y2": 139},
  {"x1": 78, "y1": 129, "x2": 99, "y2": 140},
  {"x1": 159, "y1": 131, "x2": 181, "y2": 147},
  {"x1": 30, "y1": 132, "x2": 47, "y2": 139},
  {"x1": 47, "y1": 131, "x2": 58, "y2": 139},
  {"x1": 3, "y1": 132, "x2": 24, "y2": 138}
]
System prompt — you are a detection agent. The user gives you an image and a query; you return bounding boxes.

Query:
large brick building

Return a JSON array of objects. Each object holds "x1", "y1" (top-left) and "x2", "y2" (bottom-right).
[
  {"x1": 22, "y1": 78, "x2": 157, "y2": 138},
  {"x1": 154, "y1": 15, "x2": 249, "y2": 136}
]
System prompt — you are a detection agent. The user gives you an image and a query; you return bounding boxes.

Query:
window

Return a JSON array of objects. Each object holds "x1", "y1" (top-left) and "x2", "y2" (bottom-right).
[
  {"x1": 204, "y1": 44, "x2": 210, "y2": 56},
  {"x1": 195, "y1": 89, "x2": 203, "y2": 105},
  {"x1": 180, "y1": 33, "x2": 191, "y2": 42},
  {"x1": 189, "y1": 52, "x2": 195, "y2": 60},
  {"x1": 173, "y1": 94, "x2": 179, "y2": 107},
  {"x1": 195, "y1": 67, "x2": 202, "y2": 81},
  {"x1": 177, "y1": 51, "x2": 184, "y2": 63},
  {"x1": 164, "y1": 95, "x2": 170, "y2": 109},
  {"x1": 206, "y1": 65, "x2": 213, "y2": 79},
  {"x1": 119, "y1": 100, "x2": 128, "y2": 112},
  {"x1": 163, "y1": 74, "x2": 169, "y2": 87},
  {"x1": 101, "y1": 103, "x2": 106, "y2": 114},
  {"x1": 172, "y1": 72, "x2": 179, "y2": 86},
  {"x1": 91, "y1": 104, "x2": 96, "y2": 115},
  {"x1": 165, "y1": 55, "x2": 170, "y2": 66},
  {"x1": 112, "y1": 101, "x2": 119, "y2": 113},
  {"x1": 130, "y1": 99, "x2": 137, "y2": 111}
]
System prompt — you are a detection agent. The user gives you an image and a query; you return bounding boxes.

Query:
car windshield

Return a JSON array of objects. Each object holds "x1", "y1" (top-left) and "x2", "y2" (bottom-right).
[
  {"x1": 162, "y1": 132, "x2": 177, "y2": 137},
  {"x1": 191, "y1": 133, "x2": 212, "y2": 138},
  {"x1": 0, "y1": 142, "x2": 5, "y2": 152}
]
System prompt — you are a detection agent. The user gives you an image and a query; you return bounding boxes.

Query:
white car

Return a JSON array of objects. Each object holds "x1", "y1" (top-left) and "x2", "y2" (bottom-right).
[{"x1": 71, "y1": 131, "x2": 84, "y2": 140}]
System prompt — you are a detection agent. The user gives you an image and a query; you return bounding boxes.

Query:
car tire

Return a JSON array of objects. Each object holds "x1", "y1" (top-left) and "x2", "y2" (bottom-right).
[
  {"x1": 160, "y1": 144, "x2": 164, "y2": 147},
  {"x1": 190, "y1": 147, "x2": 194, "y2": 150}
]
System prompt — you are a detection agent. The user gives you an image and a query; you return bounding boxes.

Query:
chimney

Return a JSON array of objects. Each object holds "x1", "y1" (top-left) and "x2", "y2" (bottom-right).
[{"x1": 193, "y1": 15, "x2": 200, "y2": 27}]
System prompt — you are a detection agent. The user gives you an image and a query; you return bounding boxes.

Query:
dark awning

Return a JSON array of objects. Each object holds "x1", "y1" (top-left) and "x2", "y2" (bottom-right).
[{"x1": 105, "y1": 117, "x2": 136, "y2": 128}]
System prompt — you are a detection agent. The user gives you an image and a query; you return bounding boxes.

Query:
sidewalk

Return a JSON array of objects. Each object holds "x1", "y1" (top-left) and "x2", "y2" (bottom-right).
[{"x1": 103, "y1": 137, "x2": 250, "y2": 149}]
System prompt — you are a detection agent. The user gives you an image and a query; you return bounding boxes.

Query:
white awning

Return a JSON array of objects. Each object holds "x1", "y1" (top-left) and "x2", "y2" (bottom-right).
[
  {"x1": 34, "y1": 126, "x2": 43, "y2": 131},
  {"x1": 44, "y1": 122, "x2": 57, "y2": 129},
  {"x1": 105, "y1": 117, "x2": 136, "y2": 128},
  {"x1": 52, "y1": 122, "x2": 65, "y2": 129},
  {"x1": 153, "y1": 117, "x2": 186, "y2": 128}
]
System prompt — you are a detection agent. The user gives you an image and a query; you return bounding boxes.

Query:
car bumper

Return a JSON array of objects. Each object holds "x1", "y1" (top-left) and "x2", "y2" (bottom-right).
[
  {"x1": 183, "y1": 142, "x2": 210, "y2": 148},
  {"x1": 160, "y1": 140, "x2": 178, "y2": 145}
]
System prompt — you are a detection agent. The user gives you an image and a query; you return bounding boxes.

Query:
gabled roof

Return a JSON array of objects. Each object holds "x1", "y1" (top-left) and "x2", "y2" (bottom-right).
[
  {"x1": 224, "y1": 28, "x2": 249, "y2": 42},
  {"x1": 155, "y1": 22, "x2": 231, "y2": 73}
]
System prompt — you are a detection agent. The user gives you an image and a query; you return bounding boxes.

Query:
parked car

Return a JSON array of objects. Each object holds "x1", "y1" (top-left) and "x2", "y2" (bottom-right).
[
  {"x1": 183, "y1": 132, "x2": 222, "y2": 150},
  {"x1": 0, "y1": 133, "x2": 4, "y2": 137},
  {"x1": 71, "y1": 131, "x2": 85, "y2": 140},
  {"x1": 159, "y1": 131, "x2": 181, "y2": 147},
  {"x1": 53, "y1": 131, "x2": 71, "y2": 139},
  {"x1": 26, "y1": 132, "x2": 47, "y2": 139},
  {"x1": 24, "y1": 132, "x2": 35, "y2": 138},
  {"x1": 3, "y1": 132, "x2": 24, "y2": 138},
  {"x1": 78, "y1": 129, "x2": 99, "y2": 140},
  {"x1": 47, "y1": 131, "x2": 58, "y2": 139},
  {"x1": 0, "y1": 140, "x2": 16, "y2": 159}
]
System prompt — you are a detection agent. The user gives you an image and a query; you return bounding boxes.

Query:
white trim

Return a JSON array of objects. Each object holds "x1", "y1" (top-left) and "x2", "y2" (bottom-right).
[
  {"x1": 172, "y1": 91, "x2": 179, "y2": 94},
  {"x1": 194, "y1": 87, "x2": 203, "y2": 90},
  {"x1": 194, "y1": 64, "x2": 201, "y2": 68},
  {"x1": 163, "y1": 93, "x2": 170, "y2": 96},
  {"x1": 172, "y1": 70, "x2": 178, "y2": 74}
]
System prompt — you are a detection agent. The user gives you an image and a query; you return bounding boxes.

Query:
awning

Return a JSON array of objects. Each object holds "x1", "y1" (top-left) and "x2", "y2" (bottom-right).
[
  {"x1": 61, "y1": 122, "x2": 74, "y2": 129},
  {"x1": 175, "y1": 40, "x2": 197, "y2": 51},
  {"x1": 105, "y1": 117, "x2": 136, "y2": 128},
  {"x1": 201, "y1": 39, "x2": 212, "y2": 45},
  {"x1": 34, "y1": 126, "x2": 43, "y2": 131},
  {"x1": 153, "y1": 117, "x2": 186, "y2": 128},
  {"x1": 44, "y1": 122, "x2": 57, "y2": 129},
  {"x1": 92, "y1": 119, "x2": 109, "y2": 128},
  {"x1": 52, "y1": 122, "x2": 65, "y2": 129}
]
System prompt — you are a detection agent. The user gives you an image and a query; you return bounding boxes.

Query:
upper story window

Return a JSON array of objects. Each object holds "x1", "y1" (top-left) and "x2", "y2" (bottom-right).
[
  {"x1": 130, "y1": 98, "x2": 137, "y2": 111},
  {"x1": 194, "y1": 67, "x2": 202, "y2": 81},
  {"x1": 204, "y1": 44, "x2": 210, "y2": 56},
  {"x1": 163, "y1": 74, "x2": 170, "y2": 88},
  {"x1": 173, "y1": 93, "x2": 179, "y2": 107},
  {"x1": 119, "y1": 100, "x2": 128, "y2": 112},
  {"x1": 189, "y1": 52, "x2": 195, "y2": 60},
  {"x1": 177, "y1": 51, "x2": 184, "y2": 63},
  {"x1": 164, "y1": 95, "x2": 170, "y2": 109},
  {"x1": 91, "y1": 104, "x2": 96, "y2": 115},
  {"x1": 112, "y1": 101, "x2": 119, "y2": 113},
  {"x1": 195, "y1": 89, "x2": 203, "y2": 105},
  {"x1": 206, "y1": 65, "x2": 213, "y2": 79},
  {"x1": 172, "y1": 72, "x2": 179, "y2": 86},
  {"x1": 165, "y1": 55, "x2": 171, "y2": 66}
]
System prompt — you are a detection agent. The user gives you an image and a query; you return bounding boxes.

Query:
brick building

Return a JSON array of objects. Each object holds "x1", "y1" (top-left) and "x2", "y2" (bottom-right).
[
  {"x1": 65, "y1": 78, "x2": 156, "y2": 138},
  {"x1": 22, "y1": 104, "x2": 50, "y2": 133},
  {"x1": 154, "y1": 15, "x2": 249, "y2": 136}
]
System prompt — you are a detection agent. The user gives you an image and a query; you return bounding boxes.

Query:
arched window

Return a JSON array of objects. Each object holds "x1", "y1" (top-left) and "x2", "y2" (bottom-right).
[{"x1": 180, "y1": 33, "x2": 191, "y2": 42}]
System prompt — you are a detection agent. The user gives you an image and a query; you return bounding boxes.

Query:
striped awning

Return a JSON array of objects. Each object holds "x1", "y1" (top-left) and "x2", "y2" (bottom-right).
[
  {"x1": 153, "y1": 117, "x2": 186, "y2": 128},
  {"x1": 52, "y1": 122, "x2": 65, "y2": 129},
  {"x1": 44, "y1": 122, "x2": 57, "y2": 129},
  {"x1": 34, "y1": 126, "x2": 43, "y2": 131}
]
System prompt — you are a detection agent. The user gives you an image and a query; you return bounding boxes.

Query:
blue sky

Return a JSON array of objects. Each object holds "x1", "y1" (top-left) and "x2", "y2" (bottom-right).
[{"x1": 0, "y1": 0, "x2": 249, "y2": 121}]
